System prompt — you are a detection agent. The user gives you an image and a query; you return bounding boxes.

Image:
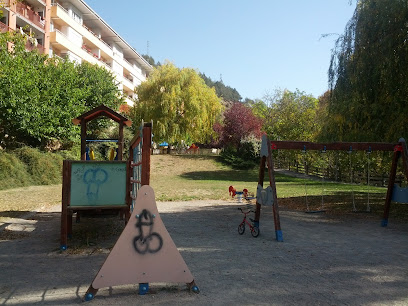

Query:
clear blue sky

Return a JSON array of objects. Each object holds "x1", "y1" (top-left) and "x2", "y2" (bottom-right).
[{"x1": 86, "y1": 0, "x2": 356, "y2": 100}]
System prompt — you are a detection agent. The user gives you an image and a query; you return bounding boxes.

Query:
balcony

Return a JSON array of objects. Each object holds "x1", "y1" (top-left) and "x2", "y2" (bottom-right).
[
  {"x1": 25, "y1": 39, "x2": 44, "y2": 53},
  {"x1": 121, "y1": 75, "x2": 135, "y2": 92},
  {"x1": 50, "y1": 29, "x2": 98, "y2": 64},
  {"x1": 82, "y1": 43, "x2": 100, "y2": 60},
  {"x1": 16, "y1": 2, "x2": 45, "y2": 30},
  {"x1": 51, "y1": 3, "x2": 113, "y2": 58},
  {"x1": 123, "y1": 73, "x2": 134, "y2": 83},
  {"x1": 0, "y1": 21, "x2": 10, "y2": 33}
]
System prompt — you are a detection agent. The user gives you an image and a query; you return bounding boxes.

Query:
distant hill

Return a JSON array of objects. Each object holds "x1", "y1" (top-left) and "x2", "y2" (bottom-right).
[
  {"x1": 200, "y1": 73, "x2": 242, "y2": 102},
  {"x1": 141, "y1": 54, "x2": 242, "y2": 102}
]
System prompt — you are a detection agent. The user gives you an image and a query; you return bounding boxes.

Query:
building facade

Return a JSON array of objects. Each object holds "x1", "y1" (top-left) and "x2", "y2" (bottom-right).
[{"x1": 0, "y1": 0, "x2": 152, "y2": 105}]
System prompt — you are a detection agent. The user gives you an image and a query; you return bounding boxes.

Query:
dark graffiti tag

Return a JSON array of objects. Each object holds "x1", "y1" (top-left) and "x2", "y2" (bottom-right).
[
  {"x1": 83, "y1": 168, "x2": 108, "y2": 203},
  {"x1": 133, "y1": 209, "x2": 163, "y2": 254}
]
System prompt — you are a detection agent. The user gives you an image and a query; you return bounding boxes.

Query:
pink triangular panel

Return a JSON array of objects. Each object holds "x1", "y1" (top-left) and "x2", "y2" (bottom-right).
[{"x1": 92, "y1": 185, "x2": 194, "y2": 289}]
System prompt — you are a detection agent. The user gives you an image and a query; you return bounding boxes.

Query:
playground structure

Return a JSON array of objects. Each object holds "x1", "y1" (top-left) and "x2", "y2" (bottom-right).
[
  {"x1": 253, "y1": 135, "x2": 284, "y2": 242},
  {"x1": 61, "y1": 105, "x2": 198, "y2": 300},
  {"x1": 266, "y1": 138, "x2": 408, "y2": 226},
  {"x1": 61, "y1": 105, "x2": 140, "y2": 249}
]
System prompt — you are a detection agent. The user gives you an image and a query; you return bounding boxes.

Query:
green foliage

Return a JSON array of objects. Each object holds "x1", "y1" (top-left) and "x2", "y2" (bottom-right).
[
  {"x1": 133, "y1": 62, "x2": 223, "y2": 144},
  {"x1": 263, "y1": 89, "x2": 320, "y2": 141},
  {"x1": 141, "y1": 54, "x2": 161, "y2": 67},
  {"x1": 243, "y1": 98, "x2": 269, "y2": 120},
  {"x1": 13, "y1": 147, "x2": 63, "y2": 185},
  {"x1": 219, "y1": 136, "x2": 261, "y2": 170},
  {"x1": 323, "y1": 0, "x2": 408, "y2": 142},
  {"x1": 200, "y1": 73, "x2": 242, "y2": 102},
  {"x1": 0, "y1": 147, "x2": 63, "y2": 190},
  {"x1": 0, "y1": 151, "x2": 33, "y2": 190},
  {"x1": 0, "y1": 31, "x2": 123, "y2": 149}
]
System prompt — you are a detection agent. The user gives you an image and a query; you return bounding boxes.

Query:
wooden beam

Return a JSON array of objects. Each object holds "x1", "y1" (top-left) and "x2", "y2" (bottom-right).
[
  {"x1": 81, "y1": 120, "x2": 87, "y2": 160},
  {"x1": 118, "y1": 120, "x2": 124, "y2": 161},
  {"x1": 382, "y1": 150, "x2": 400, "y2": 227},
  {"x1": 141, "y1": 124, "x2": 152, "y2": 186},
  {"x1": 270, "y1": 141, "x2": 396, "y2": 152},
  {"x1": 267, "y1": 138, "x2": 283, "y2": 241},
  {"x1": 254, "y1": 156, "x2": 266, "y2": 224}
]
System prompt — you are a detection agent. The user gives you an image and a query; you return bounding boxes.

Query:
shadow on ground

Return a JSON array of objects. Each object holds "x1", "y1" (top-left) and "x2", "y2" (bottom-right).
[{"x1": 1, "y1": 199, "x2": 408, "y2": 305}]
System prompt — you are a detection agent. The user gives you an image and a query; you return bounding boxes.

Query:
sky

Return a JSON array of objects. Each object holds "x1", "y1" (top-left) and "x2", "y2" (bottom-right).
[{"x1": 85, "y1": 0, "x2": 356, "y2": 100}]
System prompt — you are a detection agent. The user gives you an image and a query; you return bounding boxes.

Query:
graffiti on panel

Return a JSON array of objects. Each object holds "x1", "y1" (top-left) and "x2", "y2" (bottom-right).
[
  {"x1": 133, "y1": 209, "x2": 163, "y2": 254},
  {"x1": 83, "y1": 168, "x2": 108, "y2": 203}
]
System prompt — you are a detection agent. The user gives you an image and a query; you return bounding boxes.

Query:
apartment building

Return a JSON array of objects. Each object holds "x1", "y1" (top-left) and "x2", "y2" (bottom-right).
[{"x1": 0, "y1": 0, "x2": 152, "y2": 105}]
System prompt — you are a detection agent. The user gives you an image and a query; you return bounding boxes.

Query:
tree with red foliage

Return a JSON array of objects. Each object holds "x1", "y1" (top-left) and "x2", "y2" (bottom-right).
[{"x1": 218, "y1": 102, "x2": 263, "y2": 148}]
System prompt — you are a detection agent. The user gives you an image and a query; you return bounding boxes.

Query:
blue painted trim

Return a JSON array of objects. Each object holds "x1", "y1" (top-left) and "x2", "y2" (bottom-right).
[
  {"x1": 139, "y1": 283, "x2": 149, "y2": 295},
  {"x1": 381, "y1": 219, "x2": 388, "y2": 227},
  {"x1": 85, "y1": 293, "x2": 94, "y2": 301},
  {"x1": 275, "y1": 230, "x2": 283, "y2": 242}
]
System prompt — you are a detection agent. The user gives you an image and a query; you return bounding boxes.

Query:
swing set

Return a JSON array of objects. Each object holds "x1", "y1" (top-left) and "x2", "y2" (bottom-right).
[{"x1": 266, "y1": 138, "x2": 408, "y2": 226}]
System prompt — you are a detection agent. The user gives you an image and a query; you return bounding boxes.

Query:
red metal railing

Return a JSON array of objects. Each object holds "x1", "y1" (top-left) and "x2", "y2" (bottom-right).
[
  {"x1": 25, "y1": 39, "x2": 44, "y2": 53},
  {"x1": 0, "y1": 21, "x2": 10, "y2": 33},
  {"x1": 16, "y1": 2, "x2": 45, "y2": 30}
]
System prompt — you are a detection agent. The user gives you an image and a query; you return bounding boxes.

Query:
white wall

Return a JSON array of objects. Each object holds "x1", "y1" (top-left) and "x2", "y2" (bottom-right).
[{"x1": 67, "y1": 27, "x2": 82, "y2": 47}]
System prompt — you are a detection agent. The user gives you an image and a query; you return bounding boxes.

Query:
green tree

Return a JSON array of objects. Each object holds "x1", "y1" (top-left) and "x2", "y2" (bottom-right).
[
  {"x1": 264, "y1": 89, "x2": 319, "y2": 141},
  {"x1": 243, "y1": 98, "x2": 270, "y2": 129},
  {"x1": 142, "y1": 54, "x2": 161, "y2": 67},
  {"x1": 324, "y1": 0, "x2": 408, "y2": 142},
  {"x1": 0, "y1": 31, "x2": 123, "y2": 149},
  {"x1": 133, "y1": 63, "x2": 222, "y2": 144}
]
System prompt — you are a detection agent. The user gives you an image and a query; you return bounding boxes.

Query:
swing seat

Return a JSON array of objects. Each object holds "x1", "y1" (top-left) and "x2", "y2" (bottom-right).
[
  {"x1": 305, "y1": 210, "x2": 326, "y2": 214},
  {"x1": 391, "y1": 184, "x2": 408, "y2": 204}
]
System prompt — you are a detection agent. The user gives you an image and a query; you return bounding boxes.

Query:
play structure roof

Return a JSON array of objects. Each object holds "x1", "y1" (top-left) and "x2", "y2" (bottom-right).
[{"x1": 72, "y1": 104, "x2": 132, "y2": 126}]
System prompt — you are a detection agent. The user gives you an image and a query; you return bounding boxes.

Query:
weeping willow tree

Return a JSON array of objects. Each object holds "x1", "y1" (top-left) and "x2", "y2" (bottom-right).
[
  {"x1": 321, "y1": 0, "x2": 408, "y2": 142},
  {"x1": 132, "y1": 62, "x2": 222, "y2": 145}
]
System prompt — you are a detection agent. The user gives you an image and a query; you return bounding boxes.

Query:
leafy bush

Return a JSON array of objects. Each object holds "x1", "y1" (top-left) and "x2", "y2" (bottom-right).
[
  {"x1": 14, "y1": 147, "x2": 63, "y2": 185},
  {"x1": 220, "y1": 136, "x2": 261, "y2": 170},
  {"x1": 0, "y1": 147, "x2": 64, "y2": 190},
  {"x1": 0, "y1": 151, "x2": 33, "y2": 190}
]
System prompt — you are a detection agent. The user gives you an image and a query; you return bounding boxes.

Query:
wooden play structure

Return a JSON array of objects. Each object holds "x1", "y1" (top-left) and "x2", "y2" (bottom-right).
[
  {"x1": 61, "y1": 105, "x2": 198, "y2": 300},
  {"x1": 265, "y1": 137, "x2": 408, "y2": 226},
  {"x1": 254, "y1": 135, "x2": 284, "y2": 242},
  {"x1": 72, "y1": 104, "x2": 131, "y2": 161},
  {"x1": 61, "y1": 106, "x2": 152, "y2": 249},
  {"x1": 382, "y1": 138, "x2": 408, "y2": 226}
]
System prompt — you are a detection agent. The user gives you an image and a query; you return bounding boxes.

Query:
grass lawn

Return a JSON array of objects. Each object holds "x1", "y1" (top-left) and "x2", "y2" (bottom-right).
[{"x1": 1, "y1": 154, "x2": 407, "y2": 222}]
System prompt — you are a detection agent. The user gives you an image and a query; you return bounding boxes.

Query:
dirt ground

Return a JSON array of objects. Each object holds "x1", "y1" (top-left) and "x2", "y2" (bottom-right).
[{"x1": 1, "y1": 196, "x2": 408, "y2": 305}]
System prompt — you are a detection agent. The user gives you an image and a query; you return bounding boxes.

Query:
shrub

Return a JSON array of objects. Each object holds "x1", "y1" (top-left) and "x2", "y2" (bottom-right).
[
  {"x1": 13, "y1": 147, "x2": 63, "y2": 186},
  {"x1": 219, "y1": 136, "x2": 261, "y2": 170},
  {"x1": 0, "y1": 151, "x2": 33, "y2": 190}
]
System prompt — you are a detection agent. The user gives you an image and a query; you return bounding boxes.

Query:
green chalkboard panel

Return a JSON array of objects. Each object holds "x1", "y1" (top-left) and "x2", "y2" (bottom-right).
[{"x1": 69, "y1": 162, "x2": 127, "y2": 207}]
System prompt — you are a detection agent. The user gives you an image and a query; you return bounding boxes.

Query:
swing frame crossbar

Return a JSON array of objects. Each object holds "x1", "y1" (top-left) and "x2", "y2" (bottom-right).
[
  {"x1": 270, "y1": 139, "x2": 408, "y2": 226},
  {"x1": 270, "y1": 141, "x2": 395, "y2": 152}
]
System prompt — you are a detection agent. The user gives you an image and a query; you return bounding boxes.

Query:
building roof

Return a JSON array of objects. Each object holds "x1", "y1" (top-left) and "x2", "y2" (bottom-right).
[{"x1": 69, "y1": 0, "x2": 153, "y2": 73}]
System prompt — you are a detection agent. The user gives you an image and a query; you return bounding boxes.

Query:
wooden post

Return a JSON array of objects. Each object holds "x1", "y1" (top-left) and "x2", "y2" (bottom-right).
[
  {"x1": 81, "y1": 120, "x2": 87, "y2": 160},
  {"x1": 399, "y1": 139, "x2": 408, "y2": 181},
  {"x1": 254, "y1": 156, "x2": 266, "y2": 224},
  {"x1": 141, "y1": 123, "x2": 152, "y2": 186},
  {"x1": 118, "y1": 120, "x2": 124, "y2": 161},
  {"x1": 266, "y1": 138, "x2": 283, "y2": 241},
  {"x1": 382, "y1": 149, "x2": 400, "y2": 227},
  {"x1": 61, "y1": 160, "x2": 71, "y2": 250},
  {"x1": 125, "y1": 159, "x2": 131, "y2": 221}
]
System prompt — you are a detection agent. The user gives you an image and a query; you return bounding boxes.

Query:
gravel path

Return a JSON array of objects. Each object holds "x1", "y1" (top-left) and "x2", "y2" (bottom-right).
[{"x1": 1, "y1": 198, "x2": 408, "y2": 305}]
